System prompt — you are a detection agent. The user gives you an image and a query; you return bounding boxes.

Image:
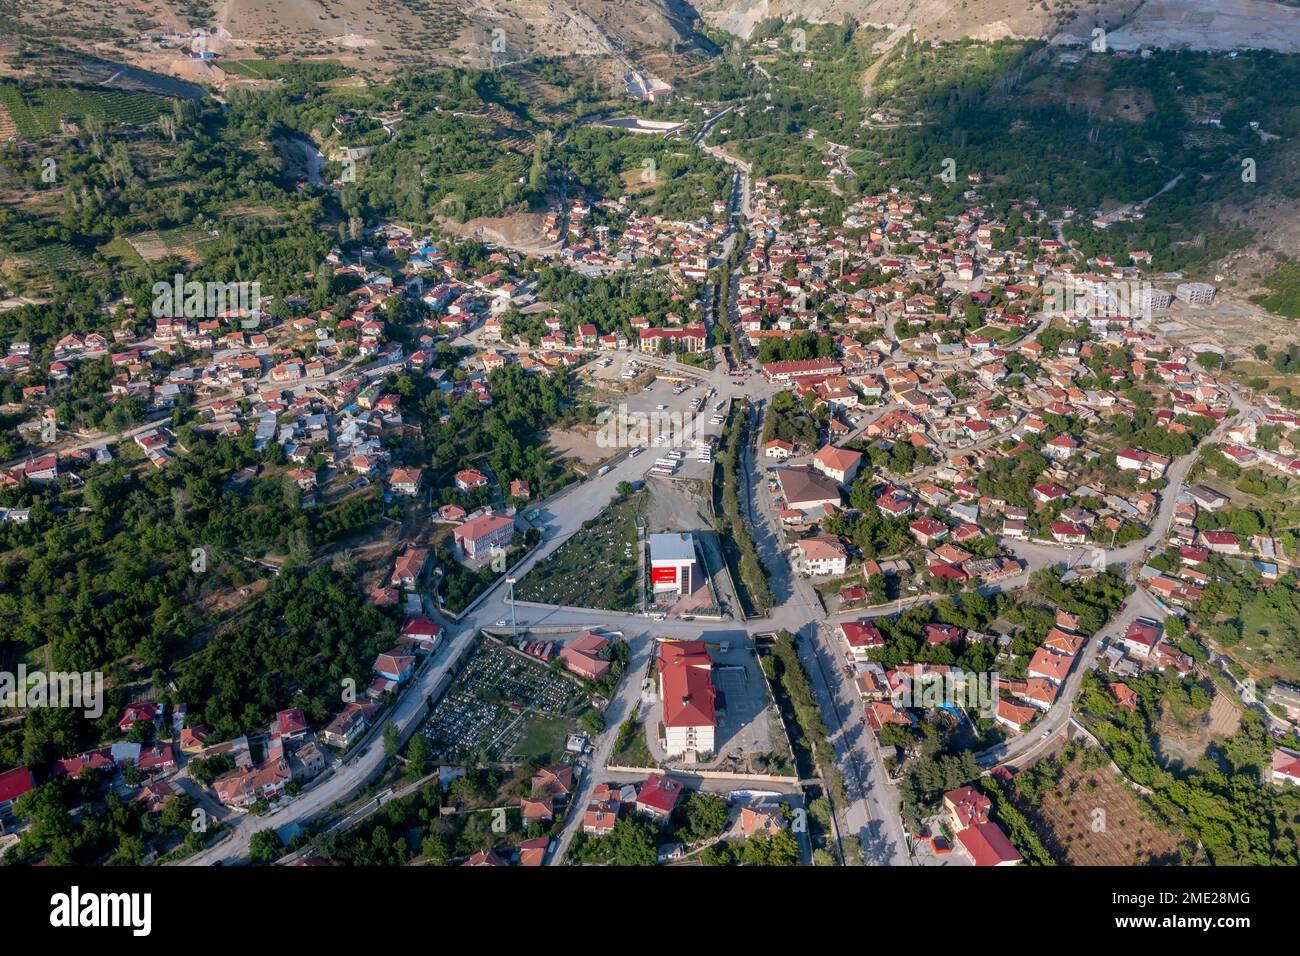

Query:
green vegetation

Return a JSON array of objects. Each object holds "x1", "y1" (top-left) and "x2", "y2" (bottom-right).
[
  {"x1": 609, "y1": 715, "x2": 656, "y2": 768},
  {"x1": 1253, "y1": 260, "x2": 1300, "y2": 318},
  {"x1": 0, "y1": 80, "x2": 173, "y2": 139},
  {"x1": 716, "y1": 403, "x2": 774, "y2": 615},
  {"x1": 764, "y1": 631, "x2": 846, "y2": 810},
  {"x1": 5, "y1": 775, "x2": 196, "y2": 866},
  {"x1": 1079, "y1": 673, "x2": 1300, "y2": 864}
]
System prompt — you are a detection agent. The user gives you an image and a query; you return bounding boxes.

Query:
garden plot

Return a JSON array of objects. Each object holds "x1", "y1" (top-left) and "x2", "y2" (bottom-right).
[{"x1": 420, "y1": 638, "x2": 588, "y2": 763}]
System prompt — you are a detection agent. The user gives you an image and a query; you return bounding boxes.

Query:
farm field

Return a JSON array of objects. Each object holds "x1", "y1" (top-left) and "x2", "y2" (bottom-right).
[
  {"x1": 7, "y1": 242, "x2": 93, "y2": 275},
  {"x1": 418, "y1": 637, "x2": 590, "y2": 764},
  {"x1": 0, "y1": 81, "x2": 171, "y2": 139},
  {"x1": 219, "y1": 59, "x2": 348, "y2": 82},
  {"x1": 1016, "y1": 749, "x2": 1186, "y2": 865},
  {"x1": 515, "y1": 489, "x2": 644, "y2": 611},
  {"x1": 125, "y1": 224, "x2": 217, "y2": 264}
]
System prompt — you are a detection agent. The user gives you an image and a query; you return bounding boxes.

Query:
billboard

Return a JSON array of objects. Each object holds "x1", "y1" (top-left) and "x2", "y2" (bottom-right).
[{"x1": 652, "y1": 566, "x2": 678, "y2": 585}]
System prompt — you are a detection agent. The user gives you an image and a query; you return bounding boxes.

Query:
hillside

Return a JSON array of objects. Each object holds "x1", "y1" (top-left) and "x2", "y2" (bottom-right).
[{"x1": 8, "y1": 0, "x2": 1300, "y2": 89}]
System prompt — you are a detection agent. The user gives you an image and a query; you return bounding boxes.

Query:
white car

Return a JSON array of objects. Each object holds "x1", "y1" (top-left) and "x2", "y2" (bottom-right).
[
  {"x1": 629, "y1": 446, "x2": 643, "y2": 457},
  {"x1": 656, "y1": 403, "x2": 667, "y2": 411}
]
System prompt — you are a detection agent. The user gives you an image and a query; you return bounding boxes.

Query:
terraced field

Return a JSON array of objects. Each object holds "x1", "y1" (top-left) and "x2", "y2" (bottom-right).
[{"x1": 0, "y1": 82, "x2": 171, "y2": 139}]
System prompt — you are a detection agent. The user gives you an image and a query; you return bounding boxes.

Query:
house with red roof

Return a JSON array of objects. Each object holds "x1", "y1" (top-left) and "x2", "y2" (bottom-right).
[
  {"x1": 1050, "y1": 520, "x2": 1088, "y2": 544},
  {"x1": 559, "y1": 631, "x2": 612, "y2": 682},
  {"x1": 923, "y1": 623, "x2": 964, "y2": 646},
  {"x1": 462, "y1": 848, "x2": 508, "y2": 866},
  {"x1": 1199, "y1": 530, "x2": 1241, "y2": 555},
  {"x1": 1272, "y1": 746, "x2": 1300, "y2": 787},
  {"x1": 520, "y1": 796, "x2": 554, "y2": 825},
  {"x1": 1120, "y1": 618, "x2": 1162, "y2": 658},
  {"x1": 1109, "y1": 682, "x2": 1138, "y2": 711},
  {"x1": 517, "y1": 836, "x2": 550, "y2": 866},
  {"x1": 51, "y1": 748, "x2": 116, "y2": 778},
  {"x1": 531, "y1": 765, "x2": 574, "y2": 799},
  {"x1": 583, "y1": 800, "x2": 620, "y2": 835},
  {"x1": 390, "y1": 545, "x2": 430, "y2": 588},
  {"x1": 812, "y1": 444, "x2": 863, "y2": 485},
  {"x1": 1032, "y1": 482, "x2": 1070, "y2": 505},
  {"x1": 454, "y1": 468, "x2": 489, "y2": 491},
  {"x1": 909, "y1": 517, "x2": 948, "y2": 547},
  {"x1": 136, "y1": 744, "x2": 176, "y2": 774},
  {"x1": 373, "y1": 649, "x2": 416, "y2": 685},
  {"x1": 275, "y1": 709, "x2": 309, "y2": 740},
  {"x1": 119, "y1": 701, "x2": 162, "y2": 733},
  {"x1": 1027, "y1": 647, "x2": 1073, "y2": 684},
  {"x1": 635, "y1": 774, "x2": 684, "y2": 821},
  {"x1": 0, "y1": 766, "x2": 35, "y2": 817},
  {"x1": 994, "y1": 698, "x2": 1039, "y2": 732},
  {"x1": 840, "y1": 620, "x2": 884, "y2": 660},
  {"x1": 943, "y1": 785, "x2": 1021, "y2": 866},
  {"x1": 389, "y1": 467, "x2": 423, "y2": 496},
  {"x1": 399, "y1": 615, "x2": 442, "y2": 652}
]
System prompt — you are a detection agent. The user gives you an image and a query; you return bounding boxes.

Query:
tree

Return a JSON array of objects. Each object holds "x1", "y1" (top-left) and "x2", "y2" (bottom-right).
[
  {"x1": 679, "y1": 791, "x2": 729, "y2": 841},
  {"x1": 249, "y1": 828, "x2": 285, "y2": 864},
  {"x1": 382, "y1": 721, "x2": 400, "y2": 759},
  {"x1": 407, "y1": 733, "x2": 431, "y2": 780},
  {"x1": 421, "y1": 830, "x2": 449, "y2": 865},
  {"x1": 608, "y1": 815, "x2": 658, "y2": 866}
]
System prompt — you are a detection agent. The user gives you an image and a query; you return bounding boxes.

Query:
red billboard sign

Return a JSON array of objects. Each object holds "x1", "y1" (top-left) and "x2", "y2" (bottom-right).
[{"x1": 651, "y1": 566, "x2": 678, "y2": 585}]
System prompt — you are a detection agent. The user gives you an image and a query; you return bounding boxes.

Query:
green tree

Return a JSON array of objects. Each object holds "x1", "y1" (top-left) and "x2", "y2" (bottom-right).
[{"x1": 249, "y1": 828, "x2": 285, "y2": 864}]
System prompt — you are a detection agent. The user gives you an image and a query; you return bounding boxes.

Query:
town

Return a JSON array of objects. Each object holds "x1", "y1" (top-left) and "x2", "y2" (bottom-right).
[{"x1": 0, "y1": 5, "x2": 1299, "y2": 884}]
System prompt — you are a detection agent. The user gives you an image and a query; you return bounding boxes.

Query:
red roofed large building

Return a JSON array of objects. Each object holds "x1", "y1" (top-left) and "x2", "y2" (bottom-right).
[
  {"x1": 452, "y1": 510, "x2": 514, "y2": 560},
  {"x1": 762, "y1": 357, "x2": 842, "y2": 383},
  {"x1": 638, "y1": 325, "x2": 707, "y2": 354},
  {"x1": 944, "y1": 785, "x2": 1022, "y2": 866},
  {"x1": 812, "y1": 444, "x2": 863, "y2": 485},
  {"x1": 656, "y1": 640, "x2": 717, "y2": 758}
]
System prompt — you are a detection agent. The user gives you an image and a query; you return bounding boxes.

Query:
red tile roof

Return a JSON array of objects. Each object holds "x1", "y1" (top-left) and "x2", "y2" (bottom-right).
[
  {"x1": 957, "y1": 821, "x2": 1022, "y2": 866},
  {"x1": 0, "y1": 766, "x2": 35, "y2": 803},
  {"x1": 657, "y1": 641, "x2": 716, "y2": 729}
]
